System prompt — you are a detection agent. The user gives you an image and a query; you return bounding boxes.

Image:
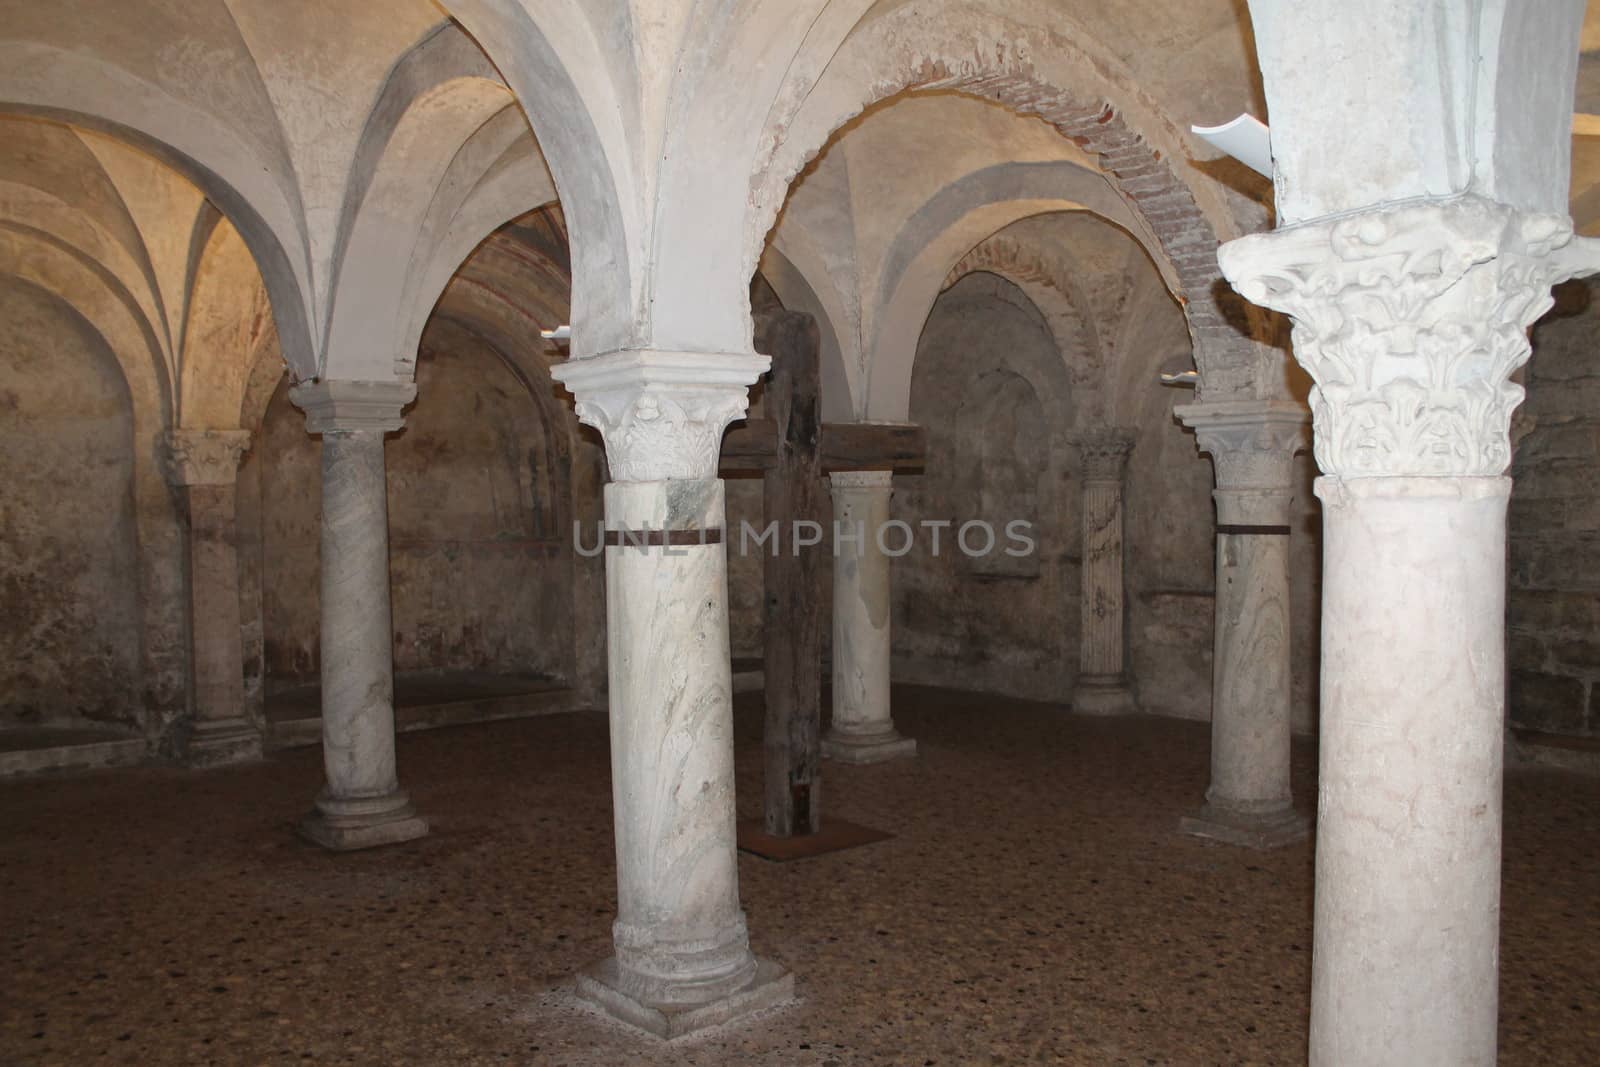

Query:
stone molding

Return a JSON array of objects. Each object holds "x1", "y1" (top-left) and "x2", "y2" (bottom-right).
[
  {"x1": 163, "y1": 429, "x2": 251, "y2": 487},
  {"x1": 1176, "y1": 400, "x2": 1309, "y2": 492},
  {"x1": 552, "y1": 349, "x2": 769, "y2": 482},
  {"x1": 830, "y1": 470, "x2": 893, "y2": 491},
  {"x1": 1070, "y1": 427, "x2": 1136, "y2": 482},
  {"x1": 1219, "y1": 195, "x2": 1600, "y2": 478},
  {"x1": 289, "y1": 379, "x2": 417, "y2": 435}
]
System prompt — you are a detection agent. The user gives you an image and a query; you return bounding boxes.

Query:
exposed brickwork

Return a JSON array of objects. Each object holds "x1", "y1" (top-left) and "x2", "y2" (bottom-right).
[
  {"x1": 896, "y1": 67, "x2": 1244, "y2": 397},
  {"x1": 1508, "y1": 276, "x2": 1600, "y2": 738},
  {"x1": 940, "y1": 235, "x2": 1099, "y2": 382}
]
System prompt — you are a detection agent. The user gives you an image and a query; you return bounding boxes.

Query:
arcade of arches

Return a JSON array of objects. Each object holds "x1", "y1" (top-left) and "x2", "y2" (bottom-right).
[{"x1": 2, "y1": 2, "x2": 1600, "y2": 1063}]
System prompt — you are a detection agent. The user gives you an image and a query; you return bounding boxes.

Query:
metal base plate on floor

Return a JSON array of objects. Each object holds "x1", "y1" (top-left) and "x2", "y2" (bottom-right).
[{"x1": 735, "y1": 817, "x2": 893, "y2": 861}]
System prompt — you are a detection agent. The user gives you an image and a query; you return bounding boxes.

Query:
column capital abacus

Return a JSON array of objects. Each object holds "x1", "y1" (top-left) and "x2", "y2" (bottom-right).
[
  {"x1": 1069, "y1": 427, "x2": 1136, "y2": 483},
  {"x1": 830, "y1": 470, "x2": 893, "y2": 492},
  {"x1": 552, "y1": 348, "x2": 769, "y2": 482},
  {"x1": 1219, "y1": 194, "x2": 1600, "y2": 479},
  {"x1": 289, "y1": 379, "x2": 416, "y2": 435},
  {"x1": 163, "y1": 429, "x2": 251, "y2": 487}
]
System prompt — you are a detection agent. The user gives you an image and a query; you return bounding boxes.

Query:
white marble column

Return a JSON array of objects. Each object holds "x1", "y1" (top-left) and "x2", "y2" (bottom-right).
[
  {"x1": 552, "y1": 349, "x2": 792, "y2": 1038},
  {"x1": 289, "y1": 380, "x2": 427, "y2": 851},
  {"x1": 1173, "y1": 402, "x2": 1310, "y2": 848},
  {"x1": 1069, "y1": 429, "x2": 1136, "y2": 715},
  {"x1": 164, "y1": 429, "x2": 261, "y2": 766},
  {"x1": 822, "y1": 470, "x2": 915, "y2": 764},
  {"x1": 1222, "y1": 197, "x2": 1600, "y2": 1065}
]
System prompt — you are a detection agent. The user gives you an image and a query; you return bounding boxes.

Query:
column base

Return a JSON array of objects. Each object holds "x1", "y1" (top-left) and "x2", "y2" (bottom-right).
[
  {"x1": 297, "y1": 790, "x2": 429, "y2": 851},
  {"x1": 1072, "y1": 680, "x2": 1137, "y2": 716},
  {"x1": 821, "y1": 728, "x2": 916, "y2": 765},
  {"x1": 1178, "y1": 802, "x2": 1311, "y2": 850},
  {"x1": 185, "y1": 717, "x2": 263, "y2": 767},
  {"x1": 576, "y1": 956, "x2": 793, "y2": 1039}
]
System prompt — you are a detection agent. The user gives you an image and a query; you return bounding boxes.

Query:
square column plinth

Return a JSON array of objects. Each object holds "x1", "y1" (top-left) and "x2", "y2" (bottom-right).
[{"x1": 577, "y1": 958, "x2": 794, "y2": 1039}]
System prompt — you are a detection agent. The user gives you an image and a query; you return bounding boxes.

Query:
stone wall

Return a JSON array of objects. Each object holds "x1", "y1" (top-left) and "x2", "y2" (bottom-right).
[
  {"x1": 254, "y1": 332, "x2": 576, "y2": 689},
  {"x1": 895, "y1": 272, "x2": 1081, "y2": 701},
  {"x1": 0, "y1": 280, "x2": 146, "y2": 730},
  {"x1": 1508, "y1": 277, "x2": 1600, "y2": 738}
]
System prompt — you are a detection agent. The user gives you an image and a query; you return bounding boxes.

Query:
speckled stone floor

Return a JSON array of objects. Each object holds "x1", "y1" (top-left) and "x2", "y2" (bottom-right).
[{"x1": 2, "y1": 685, "x2": 1597, "y2": 1065}]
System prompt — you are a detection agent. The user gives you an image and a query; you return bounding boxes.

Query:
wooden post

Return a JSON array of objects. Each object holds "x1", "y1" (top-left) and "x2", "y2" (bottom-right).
[
  {"x1": 754, "y1": 310, "x2": 825, "y2": 838},
  {"x1": 725, "y1": 316, "x2": 925, "y2": 854}
]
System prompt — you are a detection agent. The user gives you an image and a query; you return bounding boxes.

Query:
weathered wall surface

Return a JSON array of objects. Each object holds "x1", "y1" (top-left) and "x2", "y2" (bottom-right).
[
  {"x1": 255, "y1": 333, "x2": 575, "y2": 689},
  {"x1": 895, "y1": 272, "x2": 1080, "y2": 701},
  {"x1": 0, "y1": 280, "x2": 145, "y2": 729},
  {"x1": 1508, "y1": 277, "x2": 1600, "y2": 738}
]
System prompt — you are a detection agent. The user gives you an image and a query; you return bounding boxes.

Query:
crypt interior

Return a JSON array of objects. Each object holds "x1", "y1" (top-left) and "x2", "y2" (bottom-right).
[{"x1": 2, "y1": 1, "x2": 1600, "y2": 1064}]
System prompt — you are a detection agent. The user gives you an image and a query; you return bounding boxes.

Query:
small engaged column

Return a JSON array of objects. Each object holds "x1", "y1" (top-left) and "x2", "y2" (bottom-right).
[
  {"x1": 823, "y1": 471, "x2": 915, "y2": 765},
  {"x1": 553, "y1": 349, "x2": 793, "y2": 1039},
  {"x1": 1070, "y1": 429, "x2": 1136, "y2": 715},
  {"x1": 165, "y1": 429, "x2": 261, "y2": 766},
  {"x1": 290, "y1": 380, "x2": 427, "y2": 851},
  {"x1": 1175, "y1": 403, "x2": 1310, "y2": 849},
  {"x1": 1222, "y1": 196, "x2": 1600, "y2": 1066}
]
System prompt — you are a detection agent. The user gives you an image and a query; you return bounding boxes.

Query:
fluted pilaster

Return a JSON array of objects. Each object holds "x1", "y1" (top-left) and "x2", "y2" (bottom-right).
[{"x1": 1070, "y1": 429, "x2": 1135, "y2": 715}]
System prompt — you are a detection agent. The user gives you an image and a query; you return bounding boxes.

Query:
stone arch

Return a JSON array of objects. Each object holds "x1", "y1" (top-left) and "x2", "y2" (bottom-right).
[
  {"x1": 757, "y1": 240, "x2": 854, "y2": 422},
  {"x1": 900, "y1": 269, "x2": 1079, "y2": 699},
  {"x1": 0, "y1": 75, "x2": 318, "y2": 379},
  {"x1": 0, "y1": 276, "x2": 145, "y2": 733},
  {"x1": 751, "y1": 5, "x2": 1257, "y2": 397},
  {"x1": 942, "y1": 232, "x2": 1106, "y2": 423},
  {"x1": 955, "y1": 367, "x2": 1047, "y2": 579},
  {"x1": 437, "y1": 0, "x2": 638, "y2": 359},
  {"x1": 319, "y1": 23, "x2": 525, "y2": 382}
]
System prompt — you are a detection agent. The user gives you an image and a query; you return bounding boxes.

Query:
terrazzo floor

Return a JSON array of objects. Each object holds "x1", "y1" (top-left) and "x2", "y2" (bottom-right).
[{"x1": 2, "y1": 685, "x2": 1598, "y2": 1065}]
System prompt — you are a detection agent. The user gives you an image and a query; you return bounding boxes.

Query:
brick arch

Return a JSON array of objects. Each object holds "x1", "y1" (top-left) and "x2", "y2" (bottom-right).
[
  {"x1": 756, "y1": 49, "x2": 1256, "y2": 398},
  {"x1": 941, "y1": 235, "x2": 1109, "y2": 422}
]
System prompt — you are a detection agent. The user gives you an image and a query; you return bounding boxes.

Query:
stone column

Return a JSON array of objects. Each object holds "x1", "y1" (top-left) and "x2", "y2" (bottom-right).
[
  {"x1": 822, "y1": 470, "x2": 915, "y2": 764},
  {"x1": 551, "y1": 349, "x2": 792, "y2": 1038},
  {"x1": 1070, "y1": 429, "x2": 1136, "y2": 715},
  {"x1": 1221, "y1": 197, "x2": 1600, "y2": 1066},
  {"x1": 164, "y1": 429, "x2": 261, "y2": 766},
  {"x1": 1173, "y1": 402, "x2": 1311, "y2": 848},
  {"x1": 289, "y1": 380, "x2": 427, "y2": 851}
]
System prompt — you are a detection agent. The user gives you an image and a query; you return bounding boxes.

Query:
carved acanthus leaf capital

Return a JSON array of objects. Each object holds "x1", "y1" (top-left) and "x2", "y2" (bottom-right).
[
  {"x1": 164, "y1": 429, "x2": 251, "y2": 487},
  {"x1": 552, "y1": 349, "x2": 769, "y2": 482},
  {"x1": 1070, "y1": 427, "x2": 1136, "y2": 483},
  {"x1": 1219, "y1": 195, "x2": 1600, "y2": 478}
]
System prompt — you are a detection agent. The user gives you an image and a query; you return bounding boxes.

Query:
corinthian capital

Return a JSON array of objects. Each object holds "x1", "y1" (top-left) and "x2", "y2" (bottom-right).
[
  {"x1": 1218, "y1": 195, "x2": 1600, "y2": 478},
  {"x1": 552, "y1": 349, "x2": 769, "y2": 482},
  {"x1": 1070, "y1": 427, "x2": 1136, "y2": 483},
  {"x1": 164, "y1": 429, "x2": 251, "y2": 487}
]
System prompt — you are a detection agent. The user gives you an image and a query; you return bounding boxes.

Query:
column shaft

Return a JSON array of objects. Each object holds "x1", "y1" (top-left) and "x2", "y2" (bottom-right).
[
  {"x1": 317, "y1": 431, "x2": 402, "y2": 802},
  {"x1": 165, "y1": 429, "x2": 259, "y2": 765},
  {"x1": 1071, "y1": 431, "x2": 1135, "y2": 715},
  {"x1": 601, "y1": 479, "x2": 754, "y2": 1004},
  {"x1": 552, "y1": 347, "x2": 791, "y2": 1038},
  {"x1": 1219, "y1": 194, "x2": 1600, "y2": 1065},
  {"x1": 1208, "y1": 497, "x2": 1292, "y2": 814},
  {"x1": 186, "y1": 483, "x2": 248, "y2": 726},
  {"x1": 1079, "y1": 479, "x2": 1125, "y2": 679},
  {"x1": 823, "y1": 471, "x2": 914, "y2": 764},
  {"x1": 1175, "y1": 405, "x2": 1309, "y2": 848},
  {"x1": 1309, "y1": 476, "x2": 1507, "y2": 1065},
  {"x1": 290, "y1": 380, "x2": 425, "y2": 851}
]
